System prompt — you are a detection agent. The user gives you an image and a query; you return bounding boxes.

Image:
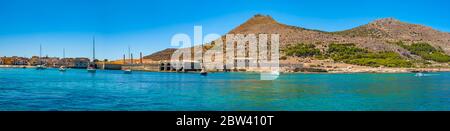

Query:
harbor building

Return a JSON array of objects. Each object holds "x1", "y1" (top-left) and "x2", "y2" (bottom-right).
[{"x1": 74, "y1": 58, "x2": 90, "y2": 68}]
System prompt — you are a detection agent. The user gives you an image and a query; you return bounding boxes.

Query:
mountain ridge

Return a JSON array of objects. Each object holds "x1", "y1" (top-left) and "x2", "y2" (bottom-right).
[{"x1": 145, "y1": 14, "x2": 450, "y2": 63}]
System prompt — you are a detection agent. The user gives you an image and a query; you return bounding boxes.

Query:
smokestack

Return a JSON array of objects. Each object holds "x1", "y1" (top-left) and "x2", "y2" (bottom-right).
[
  {"x1": 140, "y1": 52, "x2": 143, "y2": 64},
  {"x1": 123, "y1": 54, "x2": 126, "y2": 64},
  {"x1": 131, "y1": 53, "x2": 133, "y2": 64}
]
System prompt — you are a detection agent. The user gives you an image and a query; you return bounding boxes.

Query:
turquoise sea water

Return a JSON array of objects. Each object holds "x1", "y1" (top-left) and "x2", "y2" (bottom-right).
[{"x1": 0, "y1": 68, "x2": 449, "y2": 111}]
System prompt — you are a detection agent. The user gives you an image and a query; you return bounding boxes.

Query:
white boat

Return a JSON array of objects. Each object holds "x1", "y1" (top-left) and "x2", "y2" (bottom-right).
[
  {"x1": 123, "y1": 46, "x2": 133, "y2": 74},
  {"x1": 200, "y1": 68, "x2": 207, "y2": 76},
  {"x1": 36, "y1": 65, "x2": 46, "y2": 70},
  {"x1": 200, "y1": 70, "x2": 208, "y2": 76},
  {"x1": 59, "y1": 66, "x2": 66, "y2": 72},
  {"x1": 36, "y1": 44, "x2": 46, "y2": 70},
  {"x1": 415, "y1": 73, "x2": 425, "y2": 77},
  {"x1": 59, "y1": 48, "x2": 67, "y2": 72},
  {"x1": 123, "y1": 68, "x2": 132, "y2": 74},
  {"x1": 87, "y1": 66, "x2": 96, "y2": 73},
  {"x1": 87, "y1": 36, "x2": 96, "y2": 73}
]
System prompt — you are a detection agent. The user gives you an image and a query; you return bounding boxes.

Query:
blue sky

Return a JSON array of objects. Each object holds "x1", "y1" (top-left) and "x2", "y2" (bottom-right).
[{"x1": 0, "y1": 0, "x2": 449, "y2": 60}]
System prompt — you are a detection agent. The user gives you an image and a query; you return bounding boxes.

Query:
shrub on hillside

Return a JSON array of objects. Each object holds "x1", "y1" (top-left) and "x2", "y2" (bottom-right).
[
  {"x1": 395, "y1": 41, "x2": 450, "y2": 63},
  {"x1": 327, "y1": 43, "x2": 412, "y2": 67},
  {"x1": 283, "y1": 43, "x2": 321, "y2": 57}
]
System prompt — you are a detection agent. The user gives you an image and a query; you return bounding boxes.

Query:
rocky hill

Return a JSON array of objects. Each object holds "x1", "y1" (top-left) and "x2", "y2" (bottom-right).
[
  {"x1": 225, "y1": 15, "x2": 450, "y2": 58},
  {"x1": 222, "y1": 15, "x2": 412, "y2": 56},
  {"x1": 143, "y1": 48, "x2": 177, "y2": 61},
  {"x1": 334, "y1": 18, "x2": 450, "y2": 54},
  {"x1": 147, "y1": 14, "x2": 450, "y2": 66}
]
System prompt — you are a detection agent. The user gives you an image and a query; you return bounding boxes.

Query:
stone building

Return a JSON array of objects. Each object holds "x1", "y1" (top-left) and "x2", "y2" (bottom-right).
[{"x1": 74, "y1": 58, "x2": 90, "y2": 68}]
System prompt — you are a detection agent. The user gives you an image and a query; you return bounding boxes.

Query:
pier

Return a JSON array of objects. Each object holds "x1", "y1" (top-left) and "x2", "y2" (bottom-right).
[
  {"x1": 121, "y1": 60, "x2": 203, "y2": 72},
  {"x1": 121, "y1": 63, "x2": 161, "y2": 72}
]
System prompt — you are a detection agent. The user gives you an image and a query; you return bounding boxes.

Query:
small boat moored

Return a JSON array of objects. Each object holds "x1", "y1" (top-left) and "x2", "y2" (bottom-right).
[
  {"x1": 59, "y1": 66, "x2": 67, "y2": 72},
  {"x1": 123, "y1": 68, "x2": 132, "y2": 74},
  {"x1": 59, "y1": 48, "x2": 67, "y2": 72},
  {"x1": 36, "y1": 44, "x2": 46, "y2": 70},
  {"x1": 87, "y1": 36, "x2": 97, "y2": 73},
  {"x1": 87, "y1": 66, "x2": 96, "y2": 73},
  {"x1": 415, "y1": 72, "x2": 425, "y2": 77},
  {"x1": 200, "y1": 68, "x2": 208, "y2": 76},
  {"x1": 36, "y1": 65, "x2": 46, "y2": 70}
]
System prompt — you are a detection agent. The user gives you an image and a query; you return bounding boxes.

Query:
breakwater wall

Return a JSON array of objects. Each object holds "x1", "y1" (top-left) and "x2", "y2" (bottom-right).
[
  {"x1": 0, "y1": 65, "x2": 34, "y2": 68},
  {"x1": 122, "y1": 63, "x2": 161, "y2": 72}
]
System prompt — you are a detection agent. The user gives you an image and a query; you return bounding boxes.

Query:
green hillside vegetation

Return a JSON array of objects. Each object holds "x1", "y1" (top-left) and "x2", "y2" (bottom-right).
[
  {"x1": 327, "y1": 44, "x2": 412, "y2": 67},
  {"x1": 283, "y1": 43, "x2": 321, "y2": 57},
  {"x1": 282, "y1": 43, "x2": 413, "y2": 67},
  {"x1": 394, "y1": 42, "x2": 450, "y2": 63}
]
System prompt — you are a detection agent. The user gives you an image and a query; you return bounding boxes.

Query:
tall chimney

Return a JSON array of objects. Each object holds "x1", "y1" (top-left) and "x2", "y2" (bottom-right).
[
  {"x1": 131, "y1": 53, "x2": 133, "y2": 64},
  {"x1": 140, "y1": 52, "x2": 143, "y2": 64},
  {"x1": 123, "y1": 54, "x2": 126, "y2": 64}
]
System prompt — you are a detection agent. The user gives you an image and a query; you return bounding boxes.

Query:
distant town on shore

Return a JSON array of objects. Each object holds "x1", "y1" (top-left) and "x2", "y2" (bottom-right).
[{"x1": 0, "y1": 53, "x2": 154, "y2": 70}]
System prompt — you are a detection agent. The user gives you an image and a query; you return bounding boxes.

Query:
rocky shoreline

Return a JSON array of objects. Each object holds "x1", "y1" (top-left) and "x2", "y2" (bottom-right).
[
  {"x1": 281, "y1": 66, "x2": 450, "y2": 73},
  {"x1": 0, "y1": 65, "x2": 35, "y2": 68},
  {"x1": 326, "y1": 67, "x2": 450, "y2": 73}
]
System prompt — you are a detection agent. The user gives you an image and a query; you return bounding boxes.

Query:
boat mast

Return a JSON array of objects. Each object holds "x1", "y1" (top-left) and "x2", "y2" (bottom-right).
[
  {"x1": 128, "y1": 45, "x2": 131, "y2": 64},
  {"x1": 63, "y1": 48, "x2": 65, "y2": 59},
  {"x1": 39, "y1": 44, "x2": 42, "y2": 65},
  {"x1": 63, "y1": 48, "x2": 65, "y2": 66},
  {"x1": 92, "y1": 36, "x2": 96, "y2": 63}
]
